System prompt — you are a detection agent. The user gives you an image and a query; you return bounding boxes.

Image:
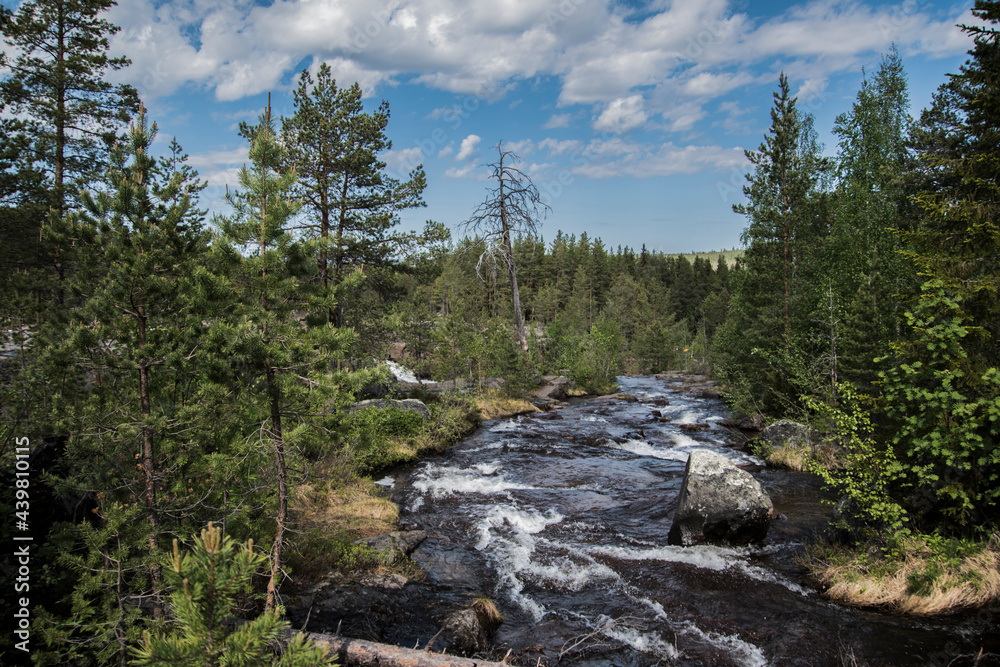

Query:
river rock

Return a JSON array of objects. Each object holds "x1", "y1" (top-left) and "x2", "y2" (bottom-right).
[
  {"x1": 536, "y1": 375, "x2": 573, "y2": 400},
  {"x1": 435, "y1": 608, "x2": 490, "y2": 656},
  {"x1": 389, "y1": 341, "x2": 408, "y2": 361},
  {"x1": 355, "y1": 530, "x2": 428, "y2": 562},
  {"x1": 349, "y1": 398, "x2": 430, "y2": 420},
  {"x1": 760, "y1": 419, "x2": 814, "y2": 449},
  {"x1": 668, "y1": 449, "x2": 773, "y2": 546},
  {"x1": 720, "y1": 413, "x2": 766, "y2": 431}
]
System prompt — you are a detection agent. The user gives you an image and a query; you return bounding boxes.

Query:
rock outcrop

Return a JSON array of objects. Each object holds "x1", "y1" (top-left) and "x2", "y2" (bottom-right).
[
  {"x1": 668, "y1": 449, "x2": 773, "y2": 546},
  {"x1": 355, "y1": 530, "x2": 428, "y2": 563},
  {"x1": 535, "y1": 375, "x2": 573, "y2": 401},
  {"x1": 759, "y1": 419, "x2": 814, "y2": 449}
]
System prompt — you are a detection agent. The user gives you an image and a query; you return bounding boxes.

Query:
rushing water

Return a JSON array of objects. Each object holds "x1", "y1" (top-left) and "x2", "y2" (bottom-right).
[{"x1": 387, "y1": 376, "x2": 997, "y2": 666}]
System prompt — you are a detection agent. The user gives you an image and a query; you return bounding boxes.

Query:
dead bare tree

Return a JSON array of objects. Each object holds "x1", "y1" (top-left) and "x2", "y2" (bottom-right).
[{"x1": 461, "y1": 142, "x2": 550, "y2": 353}]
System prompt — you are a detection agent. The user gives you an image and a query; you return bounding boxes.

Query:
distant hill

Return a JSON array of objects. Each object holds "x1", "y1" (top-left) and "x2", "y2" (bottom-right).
[{"x1": 673, "y1": 248, "x2": 744, "y2": 268}]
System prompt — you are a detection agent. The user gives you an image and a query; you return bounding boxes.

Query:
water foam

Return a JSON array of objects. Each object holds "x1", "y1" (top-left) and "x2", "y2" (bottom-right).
[
  {"x1": 602, "y1": 620, "x2": 679, "y2": 659},
  {"x1": 474, "y1": 506, "x2": 565, "y2": 620},
  {"x1": 384, "y1": 360, "x2": 419, "y2": 383},
  {"x1": 489, "y1": 417, "x2": 524, "y2": 433},
  {"x1": 588, "y1": 544, "x2": 812, "y2": 596},
  {"x1": 616, "y1": 439, "x2": 690, "y2": 462},
  {"x1": 679, "y1": 622, "x2": 768, "y2": 667},
  {"x1": 412, "y1": 464, "x2": 533, "y2": 498}
]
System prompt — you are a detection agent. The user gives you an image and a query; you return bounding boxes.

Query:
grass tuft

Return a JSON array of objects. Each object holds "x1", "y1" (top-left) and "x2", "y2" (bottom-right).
[{"x1": 807, "y1": 532, "x2": 1000, "y2": 614}]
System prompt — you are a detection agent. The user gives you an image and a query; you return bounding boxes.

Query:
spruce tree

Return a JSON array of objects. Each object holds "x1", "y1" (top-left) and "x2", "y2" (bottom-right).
[
  {"x1": 884, "y1": 1, "x2": 1000, "y2": 528},
  {"x1": 719, "y1": 74, "x2": 832, "y2": 411},
  {"x1": 832, "y1": 48, "x2": 915, "y2": 390}
]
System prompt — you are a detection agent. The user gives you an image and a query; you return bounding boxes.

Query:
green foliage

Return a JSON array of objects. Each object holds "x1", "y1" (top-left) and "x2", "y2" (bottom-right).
[
  {"x1": 878, "y1": 281, "x2": 1000, "y2": 527},
  {"x1": 33, "y1": 504, "x2": 150, "y2": 666},
  {"x1": 803, "y1": 384, "x2": 908, "y2": 538},
  {"x1": 564, "y1": 314, "x2": 624, "y2": 395},
  {"x1": 281, "y1": 62, "x2": 432, "y2": 331},
  {"x1": 719, "y1": 73, "x2": 833, "y2": 413},
  {"x1": 346, "y1": 406, "x2": 424, "y2": 471},
  {"x1": 131, "y1": 523, "x2": 333, "y2": 666}
]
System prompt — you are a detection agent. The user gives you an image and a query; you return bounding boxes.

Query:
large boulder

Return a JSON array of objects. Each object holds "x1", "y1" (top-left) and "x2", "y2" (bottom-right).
[
  {"x1": 760, "y1": 419, "x2": 814, "y2": 449},
  {"x1": 349, "y1": 398, "x2": 430, "y2": 420},
  {"x1": 536, "y1": 375, "x2": 573, "y2": 401},
  {"x1": 668, "y1": 449, "x2": 773, "y2": 546}
]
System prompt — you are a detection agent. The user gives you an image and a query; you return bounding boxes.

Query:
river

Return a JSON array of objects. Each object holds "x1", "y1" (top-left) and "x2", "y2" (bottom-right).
[{"x1": 380, "y1": 375, "x2": 997, "y2": 666}]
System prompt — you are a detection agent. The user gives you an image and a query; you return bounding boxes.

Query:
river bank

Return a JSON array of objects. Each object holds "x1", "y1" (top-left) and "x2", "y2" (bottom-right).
[{"x1": 283, "y1": 374, "x2": 999, "y2": 666}]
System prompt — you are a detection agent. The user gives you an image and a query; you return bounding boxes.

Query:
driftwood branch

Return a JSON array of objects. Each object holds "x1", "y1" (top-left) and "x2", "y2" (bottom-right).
[{"x1": 291, "y1": 630, "x2": 510, "y2": 667}]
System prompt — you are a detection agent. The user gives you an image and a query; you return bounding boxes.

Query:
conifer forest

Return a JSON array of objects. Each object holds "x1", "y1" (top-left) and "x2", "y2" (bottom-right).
[{"x1": 1, "y1": 0, "x2": 999, "y2": 665}]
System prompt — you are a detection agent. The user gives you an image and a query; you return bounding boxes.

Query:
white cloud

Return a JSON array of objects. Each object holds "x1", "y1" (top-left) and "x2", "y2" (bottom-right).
[
  {"x1": 445, "y1": 163, "x2": 488, "y2": 180},
  {"x1": 105, "y1": 0, "x2": 977, "y2": 137},
  {"x1": 538, "y1": 138, "x2": 582, "y2": 155},
  {"x1": 456, "y1": 134, "x2": 482, "y2": 161},
  {"x1": 186, "y1": 147, "x2": 249, "y2": 171},
  {"x1": 593, "y1": 95, "x2": 648, "y2": 133},
  {"x1": 543, "y1": 113, "x2": 572, "y2": 129},
  {"x1": 383, "y1": 147, "x2": 425, "y2": 177},
  {"x1": 569, "y1": 139, "x2": 747, "y2": 179}
]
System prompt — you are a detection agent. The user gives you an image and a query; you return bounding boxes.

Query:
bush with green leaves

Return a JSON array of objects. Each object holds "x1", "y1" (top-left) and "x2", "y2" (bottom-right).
[
  {"x1": 131, "y1": 523, "x2": 332, "y2": 666},
  {"x1": 878, "y1": 281, "x2": 1000, "y2": 530},
  {"x1": 803, "y1": 383, "x2": 908, "y2": 540}
]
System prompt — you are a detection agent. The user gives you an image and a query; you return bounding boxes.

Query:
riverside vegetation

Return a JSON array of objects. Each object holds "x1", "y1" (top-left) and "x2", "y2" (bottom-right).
[{"x1": 0, "y1": 0, "x2": 998, "y2": 663}]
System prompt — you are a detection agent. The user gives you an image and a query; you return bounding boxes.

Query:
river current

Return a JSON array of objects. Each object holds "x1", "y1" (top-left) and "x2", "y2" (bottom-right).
[{"x1": 385, "y1": 375, "x2": 997, "y2": 666}]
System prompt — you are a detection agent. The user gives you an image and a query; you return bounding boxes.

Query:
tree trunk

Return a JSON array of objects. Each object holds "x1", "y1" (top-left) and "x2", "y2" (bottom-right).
[
  {"x1": 264, "y1": 362, "x2": 288, "y2": 612},
  {"x1": 136, "y1": 296, "x2": 162, "y2": 619},
  {"x1": 334, "y1": 172, "x2": 350, "y2": 327},
  {"x1": 298, "y1": 632, "x2": 508, "y2": 667},
  {"x1": 499, "y1": 182, "x2": 529, "y2": 353}
]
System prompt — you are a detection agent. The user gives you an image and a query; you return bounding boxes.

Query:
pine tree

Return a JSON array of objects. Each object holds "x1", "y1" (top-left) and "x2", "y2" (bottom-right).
[
  {"x1": 281, "y1": 63, "x2": 437, "y2": 328},
  {"x1": 132, "y1": 523, "x2": 333, "y2": 666},
  {"x1": 216, "y1": 100, "x2": 355, "y2": 611},
  {"x1": 32, "y1": 108, "x2": 214, "y2": 664},
  {"x1": 0, "y1": 0, "x2": 139, "y2": 299}
]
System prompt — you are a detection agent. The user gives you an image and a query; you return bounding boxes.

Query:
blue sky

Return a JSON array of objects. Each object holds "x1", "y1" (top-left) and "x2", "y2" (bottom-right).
[{"x1": 23, "y1": 0, "x2": 987, "y2": 253}]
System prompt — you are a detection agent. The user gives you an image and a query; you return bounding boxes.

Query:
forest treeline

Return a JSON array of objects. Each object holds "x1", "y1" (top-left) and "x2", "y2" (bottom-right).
[{"x1": 1, "y1": 0, "x2": 999, "y2": 662}]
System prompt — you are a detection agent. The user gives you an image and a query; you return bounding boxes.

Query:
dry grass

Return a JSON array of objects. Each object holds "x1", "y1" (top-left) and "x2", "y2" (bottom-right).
[
  {"x1": 765, "y1": 445, "x2": 811, "y2": 471},
  {"x1": 475, "y1": 392, "x2": 540, "y2": 420},
  {"x1": 472, "y1": 597, "x2": 504, "y2": 634},
  {"x1": 810, "y1": 533, "x2": 1000, "y2": 615},
  {"x1": 292, "y1": 472, "x2": 398, "y2": 540},
  {"x1": 764, "y1": 441, "x2": 840, "y2": 472}
]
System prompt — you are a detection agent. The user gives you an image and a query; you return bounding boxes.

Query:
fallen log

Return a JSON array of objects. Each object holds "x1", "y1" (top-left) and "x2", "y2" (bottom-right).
[{"x1": 296, "y1": 631, "x2": 509, "y2": 667}]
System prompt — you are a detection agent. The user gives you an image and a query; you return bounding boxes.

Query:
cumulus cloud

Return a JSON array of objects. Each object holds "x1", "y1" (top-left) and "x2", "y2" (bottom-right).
[
  {"x1": 105, "y1": 0, "x2": 976, "y2": 138},
  {"x1": 564, "y1": 139, "x2": 748, "y2": 179},
  {"x1": 543, "y1": 113, "x2": 573, "y2": 129},
  {"x1": 594, "y1": 95, "x2": 648, "y2": 133},
  {"x1": 456, "y1": 134, "x2": 482, "y2": 161}
]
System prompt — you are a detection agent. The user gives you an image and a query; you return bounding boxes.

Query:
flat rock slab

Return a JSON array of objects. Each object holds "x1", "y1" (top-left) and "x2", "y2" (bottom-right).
[{"x1": 668, "y1": 449, "x2": 773, "y2": 547}]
